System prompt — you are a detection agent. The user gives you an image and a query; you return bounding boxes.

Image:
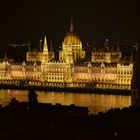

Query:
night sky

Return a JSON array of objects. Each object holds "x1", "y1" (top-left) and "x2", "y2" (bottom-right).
[{"x1": 0, "y1": 0, "x2": 140, "y2": 59}]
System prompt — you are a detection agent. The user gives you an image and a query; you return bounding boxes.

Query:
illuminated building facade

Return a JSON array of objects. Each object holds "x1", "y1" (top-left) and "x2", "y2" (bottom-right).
[
  {"x1": 0, "y1": 19, "x2": 133, "y2": 90},
  {"x1": 59, "y1": 19, "x2": 85, "y2": 63},
  {"x1": 92, "y1": 39, "x2": 121, "y2": 63},
  {"x1": 26, "y1": 36, "x2": 54, "y2": 63}
]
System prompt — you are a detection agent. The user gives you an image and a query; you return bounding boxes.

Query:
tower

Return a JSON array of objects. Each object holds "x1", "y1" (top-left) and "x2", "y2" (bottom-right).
[
  {"x1": 60, "y1": 18, "x2": 85, "y2": 63},
  {"x1": 43, "y1": 36, "x2": 48, "y2": 52},
  {"x1": 42, "y1": 36, "x2": 48, "y2": 63}
]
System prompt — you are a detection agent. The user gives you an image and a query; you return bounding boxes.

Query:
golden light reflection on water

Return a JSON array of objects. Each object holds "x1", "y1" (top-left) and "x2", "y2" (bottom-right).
[
  {"x1": 0, "y1": 90, "x2": 29, "y2": 107},
  {"x1": 0, "y1": 90, "x2": 131, "y2": 114}
]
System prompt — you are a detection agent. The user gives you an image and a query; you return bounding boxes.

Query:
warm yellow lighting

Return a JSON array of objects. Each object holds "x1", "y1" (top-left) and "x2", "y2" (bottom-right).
[{"x1": 0, "y1": 20, "x2": 133, "y2": 90}]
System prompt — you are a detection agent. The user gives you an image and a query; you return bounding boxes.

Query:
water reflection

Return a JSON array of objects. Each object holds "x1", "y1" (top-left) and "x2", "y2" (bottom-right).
[{"x1": 0, "y1": 90, "x2": 131, "y2": 114}]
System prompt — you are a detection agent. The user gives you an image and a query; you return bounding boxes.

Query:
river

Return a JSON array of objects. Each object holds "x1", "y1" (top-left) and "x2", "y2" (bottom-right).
[{"x1": 0, "y1": 89, "x2": 131, "y2": 114}]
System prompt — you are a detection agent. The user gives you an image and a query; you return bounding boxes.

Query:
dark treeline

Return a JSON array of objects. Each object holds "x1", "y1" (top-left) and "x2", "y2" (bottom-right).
[{"x1": 0, "y1": 92, "x2": 139, "y2": 140}]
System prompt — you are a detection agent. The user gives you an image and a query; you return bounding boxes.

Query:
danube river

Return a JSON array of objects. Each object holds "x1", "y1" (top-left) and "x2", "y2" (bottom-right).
[{"x1": 0, "y1": 89, "x2": 131, "y2": 114}]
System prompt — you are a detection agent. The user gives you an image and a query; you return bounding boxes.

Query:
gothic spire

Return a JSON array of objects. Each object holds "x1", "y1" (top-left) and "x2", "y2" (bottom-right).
[
  {"x1": 44, "y1": 36, "x2": 47, "y2": 45},
  {"x1": 43, "y1": 36, "x2": 48, "y2": 52}
]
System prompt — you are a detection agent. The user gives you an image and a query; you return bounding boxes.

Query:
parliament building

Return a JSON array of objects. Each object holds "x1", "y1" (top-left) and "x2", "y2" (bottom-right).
[{"x1": 0, "y1": 19, "x2": 133, "y2": 90}]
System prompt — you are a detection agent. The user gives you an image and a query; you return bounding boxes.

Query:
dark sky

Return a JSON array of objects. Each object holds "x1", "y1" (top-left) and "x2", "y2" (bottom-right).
[{"x1": 0, "y1": 0, "x2": 140, "y2": 54}]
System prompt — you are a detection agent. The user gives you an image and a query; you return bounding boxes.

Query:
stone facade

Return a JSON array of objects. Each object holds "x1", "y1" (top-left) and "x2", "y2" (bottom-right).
[{"x1": 0, "y1": 20, "x2": 133, "y2": 90}]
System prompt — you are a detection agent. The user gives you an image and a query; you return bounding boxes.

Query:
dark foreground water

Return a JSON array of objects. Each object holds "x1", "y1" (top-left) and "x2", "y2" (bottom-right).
[{"x1": 0, "y1": 89, "x2": 131, "y2": 114}]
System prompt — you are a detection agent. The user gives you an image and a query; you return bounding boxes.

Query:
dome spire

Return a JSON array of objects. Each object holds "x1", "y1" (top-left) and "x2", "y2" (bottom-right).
[{"x1": 70, "y1": 17, "x2": 74, "y2": 32}]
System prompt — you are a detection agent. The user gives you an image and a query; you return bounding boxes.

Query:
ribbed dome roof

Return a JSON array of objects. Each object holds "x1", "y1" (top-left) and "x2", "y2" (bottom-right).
[
  {"x1": 63, "y1": 18, "x2": 81, "y2": 45},
  {"x1": 63, "y1": 32, "x2": 81, "y2": 45}
]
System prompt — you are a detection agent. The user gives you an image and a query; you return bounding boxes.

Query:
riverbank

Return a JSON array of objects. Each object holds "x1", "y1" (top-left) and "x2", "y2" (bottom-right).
[
  {"x1": 0, "y1": 99, "x2": 138, "y2": 140},
  {"x1": 0, "y1": 84, "x2": 131, "y2": 95}
]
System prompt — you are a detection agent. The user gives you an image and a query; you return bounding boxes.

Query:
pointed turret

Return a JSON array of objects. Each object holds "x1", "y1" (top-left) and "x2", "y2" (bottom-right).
[
  {"x1": 69, "y1": 17, "x2": 74, "y2": 33},
  {"x1": 42, "y1": 36, "x2": 49, "y2": 63},
  {"x1": 44, "y1": 36, "x2": 47, "y2": 45},
  {"x1": 43, "y1": 36, "x2": 48, "y2": 52}
]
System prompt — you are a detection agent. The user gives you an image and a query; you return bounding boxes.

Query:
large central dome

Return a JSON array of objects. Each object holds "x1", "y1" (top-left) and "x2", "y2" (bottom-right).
[
  {"x1": 63, "y1": 18, "x2": 81, "y2": 45},
  {"x1": 63, "y1": 32, "x2": 81, "y2": 45}
]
